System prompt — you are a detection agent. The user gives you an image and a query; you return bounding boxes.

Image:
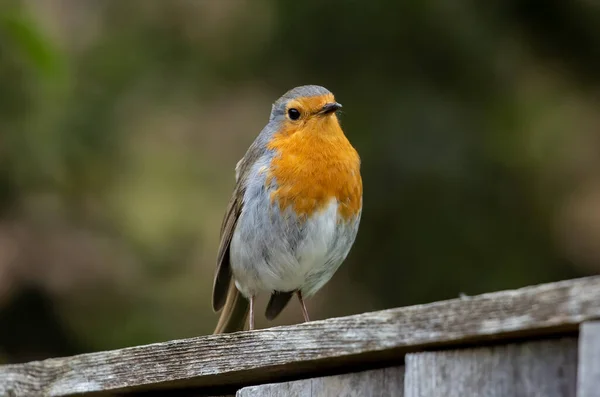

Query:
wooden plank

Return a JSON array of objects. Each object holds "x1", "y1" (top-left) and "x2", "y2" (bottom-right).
[
  {"x1": 404, "y1": 337, "x2": 577, "y2": 397},
  {"x1": 1, "y1": 276, "x2": 600, "y2": 396},
  {"x1": 577, "y1": 321, "x2": 600, "y2": 397},
  {"x1": 236, "y1": 366, "x2": 404, "y2": 397}
]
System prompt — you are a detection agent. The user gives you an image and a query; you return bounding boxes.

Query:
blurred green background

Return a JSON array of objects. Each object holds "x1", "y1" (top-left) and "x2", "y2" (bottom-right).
[{"x1": 1, "y1": 0, "x2": 600, "y2": 364}]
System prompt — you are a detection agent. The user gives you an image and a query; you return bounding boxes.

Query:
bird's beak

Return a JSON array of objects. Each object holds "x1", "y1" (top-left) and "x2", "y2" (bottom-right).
[{"x1": 319, "y1": 102, "x2": 342, "y2": 115}]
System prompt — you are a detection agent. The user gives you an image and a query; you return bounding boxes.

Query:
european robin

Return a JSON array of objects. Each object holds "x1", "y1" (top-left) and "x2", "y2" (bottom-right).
[{"x1": 212, "y1": 85, "x2": 362, "y2": 333}]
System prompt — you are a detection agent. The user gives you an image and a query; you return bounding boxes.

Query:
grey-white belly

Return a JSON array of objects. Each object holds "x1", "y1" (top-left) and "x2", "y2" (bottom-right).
[{"x1": 230, "y1": 193, "x2": 360, "y2": 299}]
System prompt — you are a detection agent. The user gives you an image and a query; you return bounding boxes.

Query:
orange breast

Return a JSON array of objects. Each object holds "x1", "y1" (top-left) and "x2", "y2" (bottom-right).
[{"x1": 265, "y1": 116, "x2": 362, "y2": 221}]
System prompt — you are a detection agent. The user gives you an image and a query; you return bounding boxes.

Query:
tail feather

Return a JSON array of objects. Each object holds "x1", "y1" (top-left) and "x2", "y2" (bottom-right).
[
  {"x1": 265, "y1": 291, "x2": 293, "y2": 320},
  {"x1": 213, "y1": 282, "x2": 249, "y2": 334}
]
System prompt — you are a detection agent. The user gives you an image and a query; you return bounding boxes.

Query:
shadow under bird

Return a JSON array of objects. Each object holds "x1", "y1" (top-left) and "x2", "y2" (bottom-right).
[{"x1": 212, "y1": 85, "x2": 363, "y2": 333}]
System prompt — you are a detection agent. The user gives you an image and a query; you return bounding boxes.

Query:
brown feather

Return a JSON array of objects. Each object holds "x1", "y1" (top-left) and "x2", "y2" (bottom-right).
[
  {"x1": 213, "y1": 282, "x2": 249, "y2": 334},
  {"x1": 211, "y1": 187, "x2": 243, "y2": 312},
  {"x1": 212, "y1": 138, "x2": 266, "y2": 332}
]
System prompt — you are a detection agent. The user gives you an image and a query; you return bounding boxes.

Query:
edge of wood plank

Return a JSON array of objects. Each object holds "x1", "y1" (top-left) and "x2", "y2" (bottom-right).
[
  {"x1": 2, "y1": 276, "x2": 600, "y2": 396},
  {"x1": 576, "y1": 320, "x2": 600, "y2": 397}
]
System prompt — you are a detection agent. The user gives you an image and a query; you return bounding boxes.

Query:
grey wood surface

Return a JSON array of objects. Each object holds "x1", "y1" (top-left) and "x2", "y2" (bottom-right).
[
  {"x1": 577, "y1": 321, "x2": 600, "y2": 397},
  {"x1": 404, "y1": 337, "x2": 578, "y2": 397},
  {"x1": 237, "y1": 366, "x2": 404, "y2": 397},
  {"x1": 1, "y1": 276, "x2": 599, "y2": 396}
]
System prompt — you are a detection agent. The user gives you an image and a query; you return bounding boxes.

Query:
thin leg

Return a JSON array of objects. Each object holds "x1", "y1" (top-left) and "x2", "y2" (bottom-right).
[
  {"x1": 249, "y1": 295, "x2": 255, "y2": 330},
  {"x1": 297, "y1": 291, "x2": 310, "y2": 322}
]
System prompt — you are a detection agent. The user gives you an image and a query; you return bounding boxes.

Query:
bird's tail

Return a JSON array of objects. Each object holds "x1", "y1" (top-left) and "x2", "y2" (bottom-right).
[{"x1": 213, "y1": 281, "x2": 249, "y2": 334}]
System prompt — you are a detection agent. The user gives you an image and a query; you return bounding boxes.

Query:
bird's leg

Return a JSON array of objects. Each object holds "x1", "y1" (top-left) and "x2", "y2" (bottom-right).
[
  {"x1": 249, "y1": 295, "x2": 255, "y2": 330},
  {"x1": 297, "y1": 291, "x2": 310, "y2": 322}
]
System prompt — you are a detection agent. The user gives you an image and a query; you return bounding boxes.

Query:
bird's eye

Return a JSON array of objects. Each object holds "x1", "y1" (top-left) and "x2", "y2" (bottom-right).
[{"x1": 287, "y1": 108, "x2": 301, "y2": 120}]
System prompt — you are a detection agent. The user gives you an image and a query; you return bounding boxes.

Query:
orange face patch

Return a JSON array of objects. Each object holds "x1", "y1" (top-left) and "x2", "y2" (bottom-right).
[{"x1": 266, "y1": 95, "x2": 362, "y2": 221}]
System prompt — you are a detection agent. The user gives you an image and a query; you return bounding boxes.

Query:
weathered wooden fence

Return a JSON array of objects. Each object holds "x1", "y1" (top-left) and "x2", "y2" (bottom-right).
[{"x1": 1, "y1": 276, "x2": 600, "y2": 396}]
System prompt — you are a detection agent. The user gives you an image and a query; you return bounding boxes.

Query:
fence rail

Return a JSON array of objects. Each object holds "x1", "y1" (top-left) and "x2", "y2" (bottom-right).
[{"x1": 1, "y1": 276, "x2": 600, "y2": 396}]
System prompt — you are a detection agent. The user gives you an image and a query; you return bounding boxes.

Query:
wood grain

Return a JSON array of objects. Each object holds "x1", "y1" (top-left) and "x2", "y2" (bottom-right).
[
  {"x1": 404, "y1": 338, "x2": 577, "y2": 397},
  {"x1": 236, "y1": 366, "x2": 404, "y2": 397},
  {"x1": 1, "y1": 276, "x2": 600, "y2": 397},
  {"x1": 577, "y1": 321, "x2": 600, "y2": 397}
]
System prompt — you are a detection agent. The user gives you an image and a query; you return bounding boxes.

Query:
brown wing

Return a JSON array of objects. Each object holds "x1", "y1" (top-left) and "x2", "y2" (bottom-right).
[
  {"x1": 212, "y1": 140, "x2": 265, "y2": 312},
  {"x1": 211, "y1": 184, "x2": 243, "y2": 312}
]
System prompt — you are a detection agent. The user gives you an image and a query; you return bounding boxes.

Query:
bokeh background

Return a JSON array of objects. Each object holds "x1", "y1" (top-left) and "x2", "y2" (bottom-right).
[{"x1": 2, "y1": 0, "x2": 600, "y2": 364}]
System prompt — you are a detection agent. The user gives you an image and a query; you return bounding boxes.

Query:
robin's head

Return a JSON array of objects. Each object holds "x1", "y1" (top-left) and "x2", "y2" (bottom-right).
[
  {"x1": 263, "y1": 85, "x2": 361, "y2": 221},
  {"x1": 269, "y1": 85, "x2": 343, "y2": 135}
]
